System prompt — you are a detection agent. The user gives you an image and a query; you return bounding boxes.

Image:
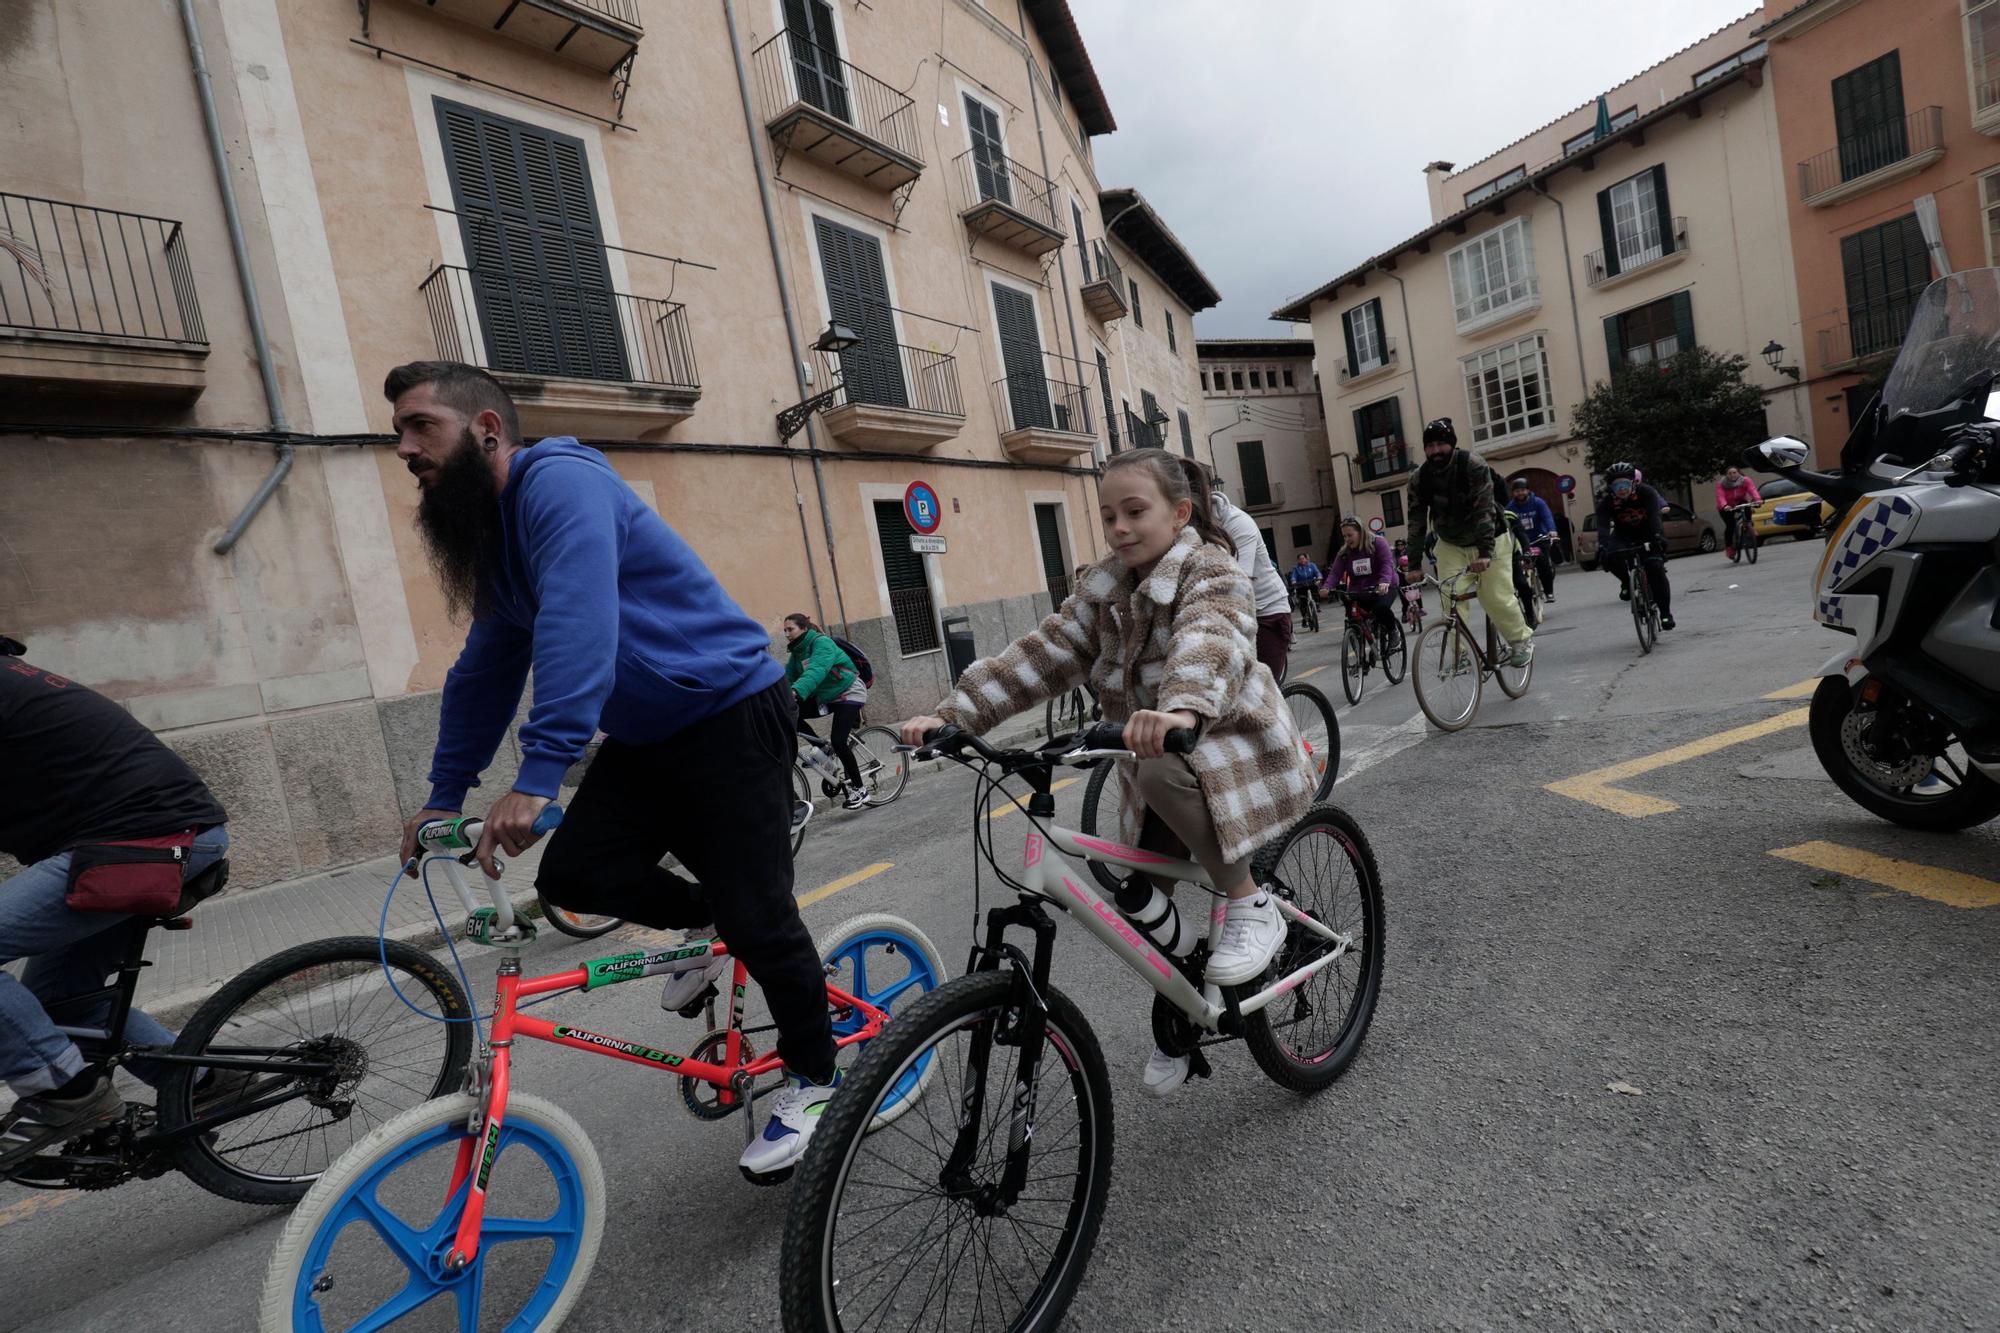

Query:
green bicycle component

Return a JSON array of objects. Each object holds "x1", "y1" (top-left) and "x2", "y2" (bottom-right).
[
  {"x1": 581, "y1": 943, "x2": 714, "y2": 990},
  {"x1": 466, "y1": 907, "x2": 537, "y2": 946},
  {"x1": 423, "y1": 815, "x2": 481, "y2": 852}
]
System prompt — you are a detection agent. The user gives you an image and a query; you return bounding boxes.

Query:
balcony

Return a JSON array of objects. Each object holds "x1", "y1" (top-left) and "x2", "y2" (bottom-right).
[
  {"x1": 1977, "y1": 75, "x2": 2000, "y2": 137},
  {"x1": 750, "y1": 34, "x2": 922, "y2": 194},
  {"x1": 1797, "y1": 106, "x2": 1944, "y2": 208},
  {"x1": 993, "y1": 371, "x2": 1094, "y2": 464},
  {"x1": 420, "y1": 263, "x2": 700, "y2": 439},
  {"x1": 1355, "y1": 445, "x2": 1412, "y2": 490},
  {"x1": 1079, "y1": 243, "x2": 1127, "y2": 323},
  {"x1": 1337, "y1": 339, "x2": 1400, "y2": 387},
  {"x1": 1816, "y1": 298, "x2": 1918, "y2": 374},
  {"x1": 818, "y1": 342, "x2": 965, "y2": 453},
  {"x1": 1241, "y1": 480, "x2": 1286, "y2": 513},
  {"x1": 1583, "y1": 217, "x2": 1690, "y2": 290},
  {"x1": 386, "y1": 0, "x2": 641, "y2": 73},
  {"x1": 0, "y1": 193, "x2": 208, "y2": 401},
  {"x1": 1123, "y1": 409, "x2": 1167, "y2": 450},
  {"x1": 956, "y1": 151, "x2": 1066, "y2": 258}
]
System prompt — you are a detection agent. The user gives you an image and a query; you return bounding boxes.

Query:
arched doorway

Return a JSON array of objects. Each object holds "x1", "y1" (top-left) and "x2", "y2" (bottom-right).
[{"x1": 1503, "y1": 465, "x2": 1572, "y2": 562}]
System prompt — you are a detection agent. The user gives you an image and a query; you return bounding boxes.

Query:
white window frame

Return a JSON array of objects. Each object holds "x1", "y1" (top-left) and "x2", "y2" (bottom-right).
[
  {"x1": 1979, "y1": 164, "x2": 2000, "y2": 266},
  {"x1": 798, "y1": 197, "x2": 911, "y2": 380},
  {"x1": 1343, "y1": 300, "x2": 1384, "y2": 372},
  {"x1": 1560, "y1": 106, "x2": 1640, "y2": 157},
  {"x1": 1608, "y1": 169, "x2": 1665, "y2": 270},
  {"x1": 1967, "y1": 1, "x2": 2000, "y2": 120},
  {"x1": 956, "y1": 81, "x2": 1013, "y2": 164},
  {"x1": 1461, "y1": 332, "x2": 1555, "y2": 446},
  {"x1": 1446, "y1": 217, "x2": 1540, "y2": 336},
  {"x1": 1464, "y1": 166, "x2": 1525, "y2": 207}
]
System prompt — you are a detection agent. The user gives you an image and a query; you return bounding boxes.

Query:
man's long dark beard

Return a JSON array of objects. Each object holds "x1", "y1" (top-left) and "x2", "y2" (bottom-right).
[{"x1": 415, "y1": 431, "x2": 502, "y2": 621}]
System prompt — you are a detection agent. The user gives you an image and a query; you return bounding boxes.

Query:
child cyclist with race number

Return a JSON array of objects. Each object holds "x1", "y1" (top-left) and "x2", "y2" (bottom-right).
[{"x1": 899, "y1": 448, "x2": 1316, "y2": 1096}]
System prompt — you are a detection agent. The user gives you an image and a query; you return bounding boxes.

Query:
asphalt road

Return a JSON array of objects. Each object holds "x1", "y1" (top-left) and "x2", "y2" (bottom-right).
[{"x1": 5, "y1": 538, "x2": 1997, "y2": 1332}]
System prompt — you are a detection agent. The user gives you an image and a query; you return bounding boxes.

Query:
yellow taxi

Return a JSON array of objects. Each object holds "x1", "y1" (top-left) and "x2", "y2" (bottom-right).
[{"x1": 1748, "y1": 477, "x2": 1827, "y2": 541}]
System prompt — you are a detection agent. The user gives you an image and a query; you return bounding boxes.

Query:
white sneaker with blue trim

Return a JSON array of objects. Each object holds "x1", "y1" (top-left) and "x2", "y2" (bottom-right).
[{"x1": 739, "y1": 1069, "x2": 841, "y2": 1180}]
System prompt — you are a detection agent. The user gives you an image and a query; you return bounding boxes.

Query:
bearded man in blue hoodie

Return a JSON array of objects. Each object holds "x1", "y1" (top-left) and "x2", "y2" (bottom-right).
[{"x1": 386, "y1": 361, "x2": 835, "y2": 1179}]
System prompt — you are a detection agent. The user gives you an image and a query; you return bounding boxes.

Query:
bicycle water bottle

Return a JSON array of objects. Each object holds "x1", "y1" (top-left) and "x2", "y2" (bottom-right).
[{"x1": 1115, "y1": 876, "x2": 1195, "y2": 958}]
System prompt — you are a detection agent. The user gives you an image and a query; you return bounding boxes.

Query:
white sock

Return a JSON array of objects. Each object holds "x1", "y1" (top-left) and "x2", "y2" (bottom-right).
[{"x1": 1233, "y1": 891, "x2": 1270, "y2": 911}]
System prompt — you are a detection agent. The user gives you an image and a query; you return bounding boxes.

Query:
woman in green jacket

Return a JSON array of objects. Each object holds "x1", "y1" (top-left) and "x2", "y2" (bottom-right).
[{"x1": 783, "y1": 614, "x2": 869, "y2": 808}]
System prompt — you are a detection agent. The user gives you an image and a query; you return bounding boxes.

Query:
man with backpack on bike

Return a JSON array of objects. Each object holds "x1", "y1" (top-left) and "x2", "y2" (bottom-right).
[
  {"x1": 0, "y1": 637, "x2": 230, "y2": 1170},
  {"x1": 1507, "y1": 476, "x2": 1559, "y2": 604},
  {"x1": 1405, "y1": 418, "x2": 1534, "y2": 668},
  {"x1": 1596, "y1": 461, "x2": 1675, "y2": 631},
  {"x1": 384, "y1": 361, "x2": 840, "y2": 1178}
]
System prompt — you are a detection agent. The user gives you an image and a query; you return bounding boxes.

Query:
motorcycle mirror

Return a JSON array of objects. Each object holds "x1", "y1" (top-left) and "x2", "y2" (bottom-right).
[{"x1": 1751, "y1": 436, "x2": 1810, "y2": 471}]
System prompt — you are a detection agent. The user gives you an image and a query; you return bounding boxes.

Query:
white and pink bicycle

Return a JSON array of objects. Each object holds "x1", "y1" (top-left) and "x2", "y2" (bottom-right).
[{"x1": 779, "y1": 720, "x2": 1385, "y2": 1333}]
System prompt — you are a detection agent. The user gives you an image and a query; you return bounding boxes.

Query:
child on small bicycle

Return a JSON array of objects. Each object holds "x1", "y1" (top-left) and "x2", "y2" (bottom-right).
[{"x1": 900, "y1": 447, "x2": 1316, "y2": 1096}]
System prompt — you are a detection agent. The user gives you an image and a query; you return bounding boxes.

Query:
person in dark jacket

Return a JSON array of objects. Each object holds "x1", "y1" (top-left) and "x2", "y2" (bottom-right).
[
  {"x1": 0, "y1": 642, "x2": 229, "y2": 1165},
  {"x1": 1595, "y1": 461, "x2": 1675, "y2": 630},
  {"x1": 384, "y1": 361, "x2": 836, "y2": 1178},
  {"x1": 1405, "y1": 418, "x2": 1533, "y2": 666},
  {"x1": 783, "y1": 614, "x2": 868, "y2": 809},
  {"x1": 1507, "y1": 477, "x2": 1559, "y2": 602}
]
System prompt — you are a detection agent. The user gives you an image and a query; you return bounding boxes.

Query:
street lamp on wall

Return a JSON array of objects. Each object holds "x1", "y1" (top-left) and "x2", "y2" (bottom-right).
[
  {"x1": 1761, "y1": 340, "x2": 1801, "y2": 381},
  {"x1": 777, "y1": 321, "x2": 862, "y2": 442}
]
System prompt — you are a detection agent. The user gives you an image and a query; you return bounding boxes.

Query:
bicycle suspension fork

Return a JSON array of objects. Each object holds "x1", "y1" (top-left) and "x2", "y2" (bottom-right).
[{"x1": 947, "y1": 898, "x2": 1058, "y2": 1214}]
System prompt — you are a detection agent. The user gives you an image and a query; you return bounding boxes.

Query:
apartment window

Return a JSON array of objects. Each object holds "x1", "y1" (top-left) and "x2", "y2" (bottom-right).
[
  {"x1": 1462, "y1": 333, "x2": 1553, "y2": 444},
  {"x1": 1832, "y1": 52, "x2": 1908, "y2": 184},
  {"x1": 1200, "y1": 370, "x2": 1210, "y2": 391},
  {"x1": 1840, "y1": 212, "x2": 1930, "y2": 358},
  {"x1": 1352, "y1": 396, "x2": 1406, "y2": 481},
  {"x1": 1605, "y1": 293, "x2": 1693, "y2": 368},
  {"x1": 1140, "y1": 388, "x2": 1162, "y2": 446},
  {"x1": 1342, "y1": 297, "x2": 1385, "y2": 373},
  {"x1": 1464, "y1": 166, "x2": 1526, "y2": 207},
  {"x1": 782, "y1": 0, "x2": 850, "y2": 122},
  {"x1": 1237, "y1": 440, "x2": 1272, "y2": 507},
  {"x1": 1598, "y1": 166, "x2": 1672, "y2": 274},
  {"x1": 1447, "y1": 217, "x2": 1537, "y2": 332},
  {"x1": 1231, "y1": 370, "x2": 1244, "y2": 390},
  {"x1": 1282, "y1": 368, "x2": 1295, "y2": 387},
  {"x1": 1970, "y1": 3, "x2": 2000, "y2": 116},
  {"x1": 1177, "y1": 408, "x2": 1193, "y2": 457},
  {"x1": 1129, "y1": 278, "x2": 1143, "y2": 327},
  {"x1": 814, "y1": 216, "x2": 908, "y2": 407},
  {"x1": 1381, "y1": 491, "x2": 1405, "y2": 529},
  {"x1": 1290, "y1": 523, "x2": 1313, "y2": 548},
  {"x1": 1249, "y1": 370, "x2": 1262, "y2": 389},
  {"x1": 1560, "y1": 106, "x2": 1638, "y2": 157},
  {"x1": 1033, "y1": 502, "x2": 1070, "y2": 603},
  {"x1": 1166, "y1": 310, "x2": 1177, "y2": 353},
  {"x1": 1097, "y1": 348, "x2": 1119, "y2": 451},
  {"x1": 1071, "y1": 198, "x2": 1089, "y2": 286},
  {"x1": 874, "y1": 499, "x2": 941, "y2": 654},
  {"x1": 1982, "y1": 168, "x2": 2000, "y2": 265}
]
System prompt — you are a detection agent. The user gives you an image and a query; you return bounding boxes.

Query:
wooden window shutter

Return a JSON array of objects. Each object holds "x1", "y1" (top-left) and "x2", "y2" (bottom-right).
[
  {"x1": 1596, "y1": 186, "x2": 1621, "y2": 278},
  {"x1": 1670, "y1": 291, "x2": 1695, "y2": 355},
  {"x1": 1340, "y1": 308, "x2": 1360, "y2": 372},
  {"x1": 1603, "y1": 313, "x2": 1626, "y2": 371},
  {"x1": 1651, "y1": 165, "x2": 1675, "y2": 256}
]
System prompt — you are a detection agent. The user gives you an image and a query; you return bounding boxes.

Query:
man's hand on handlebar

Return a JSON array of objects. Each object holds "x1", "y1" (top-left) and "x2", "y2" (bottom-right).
[
  {"x1": 400, "y1": 807, "x2": 460, "y2": 877},
  {"x1": 900, "y1": 714, "x2": 947, "y2": 747},
  {"x1": 473, "y1": 790, "x2": 553, "y2": 881},
  {"x1": 1124, "y1": 709, "x2": 1199, "y2": 760}
]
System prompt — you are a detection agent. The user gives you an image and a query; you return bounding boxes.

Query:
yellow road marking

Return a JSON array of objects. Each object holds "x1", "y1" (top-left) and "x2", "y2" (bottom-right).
[
  {"x1": 986, "y1": 777, "x2": 1080, "y2": 820},
  {"x1": 1293, "y1": 665, "x2": 1325, "y2": 681},
  {"x1": 1769, "y1": 841, "x2": 2000, "y2": 910},
  {"x1": 0, "y1": 1189, "x2": 75, "y2": 1230},
  {"x1": 797, "y1": 861, "x2": 893, "y2": 910},
  {"x1": 1545, "y1": 708, "x2": 1810, "y2": 817},
  {"x1": 1763, "y1": 679, "x2": 1820, "y2": 700}
]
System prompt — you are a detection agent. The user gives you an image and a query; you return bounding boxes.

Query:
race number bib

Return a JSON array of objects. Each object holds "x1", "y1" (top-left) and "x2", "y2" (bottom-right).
[{"x1": 1352, "y1": 558, "x2": 1373, "y2": 576}]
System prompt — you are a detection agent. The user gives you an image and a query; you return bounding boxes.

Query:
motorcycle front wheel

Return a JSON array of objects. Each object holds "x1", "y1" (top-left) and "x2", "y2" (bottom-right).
[{"x1": 1808, "y1": 676, "x2": 2000, "y2": 830}]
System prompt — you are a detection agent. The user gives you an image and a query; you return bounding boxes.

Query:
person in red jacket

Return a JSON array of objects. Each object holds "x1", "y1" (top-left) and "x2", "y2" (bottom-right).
[{"x1": 1715, "y1": 466, "x2": 1763, "y2": 560}]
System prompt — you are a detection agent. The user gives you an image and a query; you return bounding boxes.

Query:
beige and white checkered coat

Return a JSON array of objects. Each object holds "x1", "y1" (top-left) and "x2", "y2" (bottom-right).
[{"x1": 935, "y1": 526, "x2": 1314, "y2": 866}]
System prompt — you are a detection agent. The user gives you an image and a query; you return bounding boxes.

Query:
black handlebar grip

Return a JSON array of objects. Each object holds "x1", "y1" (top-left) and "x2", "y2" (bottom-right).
[
  {"x1": 1081, "y1": 720, "x2": 1127, "y2": 751},
  {"x1": 1163, "y1": 727, "x2": 1198, "y2": 755}
]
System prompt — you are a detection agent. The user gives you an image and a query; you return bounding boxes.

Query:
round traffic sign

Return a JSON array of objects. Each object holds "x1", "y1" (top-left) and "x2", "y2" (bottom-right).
[
  {"x1": 904, "y1": 480, "x2": 941, "y2": 535},
  {"x1": 1367, "y1": 516, "x2": 1384, "y2": 533},
  {"x1": 1557, "y1": 474, "x2": 1577, "y2": 495}
]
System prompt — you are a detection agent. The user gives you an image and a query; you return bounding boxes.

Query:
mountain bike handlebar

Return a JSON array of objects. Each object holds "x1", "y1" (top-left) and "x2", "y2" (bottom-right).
[{"x1": 916, "y1": 720, "x2": 1196, "y2": 769}]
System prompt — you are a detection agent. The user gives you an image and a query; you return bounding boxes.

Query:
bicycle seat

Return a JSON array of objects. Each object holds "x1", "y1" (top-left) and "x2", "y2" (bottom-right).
[{"x1": 152, "y1": 858, "x2": 231, "y2": 922}]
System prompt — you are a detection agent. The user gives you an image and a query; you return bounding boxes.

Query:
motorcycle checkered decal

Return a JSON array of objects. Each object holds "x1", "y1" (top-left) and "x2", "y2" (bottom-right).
[{"x1": 1817, "y1": 493, "x2": 1919, "y2": 629}]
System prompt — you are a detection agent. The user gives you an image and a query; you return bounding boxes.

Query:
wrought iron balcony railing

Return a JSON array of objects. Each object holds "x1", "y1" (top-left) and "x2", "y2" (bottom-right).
[
  {"x1": 750, "y1": 32, "x2": 924, "y2": 181},
  {"x1": 1583, "y1": 217, "x2": 1690, "y2": 287},
  {"x1": 419, "y1": 263, "x2": 698, "y2": 391},
  {"x1": 955, "y1": 149, "x2": 1064, "y2": 254},
  {"x1": 993, "y1": 371, "x2": 1092, "y2": 436},
  {"x1": 1818, "y1": 296, "x2": 1921, "y2": 370},
  {"x1": 1797, "y1": 106, "x2": 1943, "y2": 203},
  {"x1": 0, "y1": 192, "x2": 206, "y2": 347},
  {"x1": 818, "y1": 341, "x2": 965, "y2": 419},
  {"x1": 1337, "y1": 339, "x2": 1399, "y2": 382}
]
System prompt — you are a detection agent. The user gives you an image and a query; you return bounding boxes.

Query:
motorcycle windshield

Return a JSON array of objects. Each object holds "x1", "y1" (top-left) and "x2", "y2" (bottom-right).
[{"x1": 1878, "y1": 267, "x2": 2000, "y2": 418}]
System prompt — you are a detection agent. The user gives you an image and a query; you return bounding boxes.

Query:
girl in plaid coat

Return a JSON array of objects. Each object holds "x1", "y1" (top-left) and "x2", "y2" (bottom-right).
[{"x1": 901, "y1": 449, "x2": 1315, "y2": 1094}]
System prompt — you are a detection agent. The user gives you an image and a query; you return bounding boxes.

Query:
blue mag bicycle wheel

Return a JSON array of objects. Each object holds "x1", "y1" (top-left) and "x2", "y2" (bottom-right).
[{"x1": 816, "y1": 914, "x2": 947, "y2": 1129}]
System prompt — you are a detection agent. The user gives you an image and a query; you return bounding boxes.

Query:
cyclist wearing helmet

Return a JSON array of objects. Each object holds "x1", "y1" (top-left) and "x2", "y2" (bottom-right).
[
  {"x1": 1595, "y1": 462, "x2": 1674, "y2": 630},
  {"x1": 1405, "y1": 418, "x2": 1533, "y2": 667},
  {"x1": 1506, "y1": 476, "x2": 1559, "y2": 603},
  {"x1": 1321, "y1": 515, "x2": 1400, "y2": 643}
]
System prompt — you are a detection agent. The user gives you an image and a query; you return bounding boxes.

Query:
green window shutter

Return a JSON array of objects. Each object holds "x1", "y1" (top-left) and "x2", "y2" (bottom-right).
[
  {"x1": 1177, "y1": 408, "x2": 1193, "y2": 457},
  {"x1": 1651, "y1": 165, "x2": 1675, "y2": 256},
  {"x1": 1340, "y1": 307, "x2": 1359, "y2": 371},
  {"x1": 1097, "y1": 350, "x2": 1119, "y2": 451},
  {"x1": 1237, "y1": 440, "x2": 1271, "y2": 507},
  {"x1": 1603, "y1": 313, "x2": 1625, "y2": 373},
  {"x1": 874, "y1": 499, "x2": 940, "y2": 654},
  {"x1": 992, "y1": 282, "x2": 1051, "y2": 430},
  {"x1": 1596, "y1": 186, "x2": 1621, "y2": 278},
  {"x1": 813, "y1": 216, "x2": 906, "y2": 408},
  {"x1": 1670, "y1": 291, "x2": 1695, "y2": 356}
]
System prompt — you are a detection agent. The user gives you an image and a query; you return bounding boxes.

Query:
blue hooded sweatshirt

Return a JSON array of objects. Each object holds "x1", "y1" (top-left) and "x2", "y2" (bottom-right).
[{"x1": 425, "y1": 437, "x2": 783, "y2": 809}]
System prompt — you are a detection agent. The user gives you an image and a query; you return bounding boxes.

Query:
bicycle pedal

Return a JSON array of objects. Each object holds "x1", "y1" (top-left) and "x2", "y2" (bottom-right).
[
  {"x1": 675, "y1": 982, "x2": 720, "y2": 1020},
  {"x1": 740, "y1": 1163, "x2": 794, "y2": 1187},
  {"x1": 1187, "y1": 1048, "x2": 1214, "y2": 1081}
]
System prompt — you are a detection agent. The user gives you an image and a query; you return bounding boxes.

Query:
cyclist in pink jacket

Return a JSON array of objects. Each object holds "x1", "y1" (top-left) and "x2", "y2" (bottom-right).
[{"x1": 1715, "y1": 466, "x2": 1763, "y2": 560}]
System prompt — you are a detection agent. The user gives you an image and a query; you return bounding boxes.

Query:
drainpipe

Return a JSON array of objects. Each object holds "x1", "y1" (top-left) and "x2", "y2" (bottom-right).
[
  {"x1": 182, "y1": 0, "x2": 293, "y2": 555},
  {"x1": 723, "y1": 0, "x2": 848, "y2": 635},
  {"x1": 1372, "y1": 266, "x2": 1426, "y2": 427},
  {"x1": 1528, "y1": 180, "x2": 1591, "y2": 401}
]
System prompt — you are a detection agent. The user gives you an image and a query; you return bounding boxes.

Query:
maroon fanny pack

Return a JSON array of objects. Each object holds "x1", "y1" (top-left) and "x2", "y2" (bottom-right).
[{"x1": 64, "y1": 830, "x2": 197, "y2": 915}]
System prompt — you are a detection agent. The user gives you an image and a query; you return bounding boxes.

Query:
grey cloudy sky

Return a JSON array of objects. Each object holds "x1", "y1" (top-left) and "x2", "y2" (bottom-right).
[{"x1": 1076, "y1": 0, "x2": 1760, "y2": 337}]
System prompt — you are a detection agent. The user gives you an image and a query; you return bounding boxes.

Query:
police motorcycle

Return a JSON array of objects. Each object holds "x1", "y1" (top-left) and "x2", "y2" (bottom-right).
[{"x1": 1750, "y1": 268, "x2": 2000, "y2": 830}]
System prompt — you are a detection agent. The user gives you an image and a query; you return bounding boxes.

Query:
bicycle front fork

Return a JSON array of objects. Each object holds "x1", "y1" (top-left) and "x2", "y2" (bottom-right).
[{"x1": 947, "y1": 901, "x2": 1057, "y2": 1212}]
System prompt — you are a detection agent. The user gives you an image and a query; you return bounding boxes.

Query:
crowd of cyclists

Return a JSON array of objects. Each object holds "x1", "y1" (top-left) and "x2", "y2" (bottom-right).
[{"x1": 4, "y1": 362, "x2": 1743, "y2": 1203}]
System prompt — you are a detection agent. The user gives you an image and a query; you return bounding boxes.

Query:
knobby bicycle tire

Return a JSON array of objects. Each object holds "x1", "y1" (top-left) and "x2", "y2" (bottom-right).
[
  {"x1": 1281, "y1": 680, "x2": 1341, "y2": 801},
  {"x1": 779, "y1": 970, "x2": 1114, "y2": 1333},
  {"x1": 1339, "y1": 626, "x2": 1365, "y2": 706},
  {"x1": 161, "y1": 936, "x2": 473, "y2": 1205}
]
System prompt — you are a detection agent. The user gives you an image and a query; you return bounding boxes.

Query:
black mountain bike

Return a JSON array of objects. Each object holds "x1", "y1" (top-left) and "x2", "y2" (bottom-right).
[
  {"x1": 0, "y1": 859, "x2": 473, "y2": 1204},
  {"x1": 1606, "y1": 545, "x2": 1663, "y2": 654}
]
